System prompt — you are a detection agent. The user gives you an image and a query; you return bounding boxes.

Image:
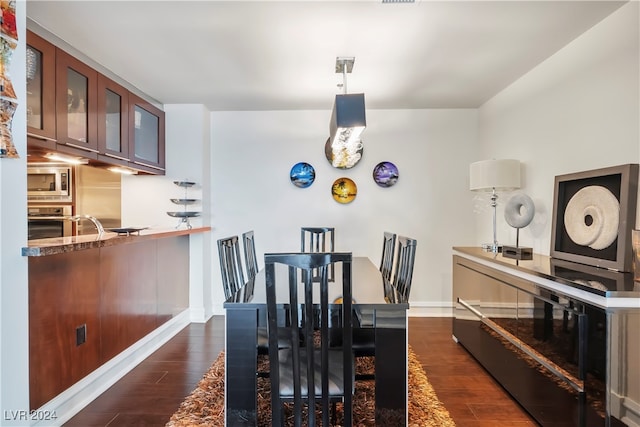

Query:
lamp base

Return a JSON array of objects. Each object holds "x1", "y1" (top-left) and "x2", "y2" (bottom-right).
[
  {"x1": 502, "y1": 245, "x2": 533, "y2": 260},
  {"x1": 481, "y1": 243, "x2": 502, "y2": 253}
]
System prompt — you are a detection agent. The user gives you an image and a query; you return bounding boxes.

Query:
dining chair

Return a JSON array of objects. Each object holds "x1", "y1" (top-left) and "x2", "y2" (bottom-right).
[
  {"x1": 217, "y1": 235, "x2": 245, "y2": 300},
  {"x1": 379, "y1": 231, "x2": 397, "y2": 281},
  {"x1": 301, "y1": 227, "x2": 335, "y2": 282},
  {"x1": 393, "y1": 235, "x2": 418, "y2": 302},
  {"x1": 300, "y1": 227, "x2": 335, "y2": 252},
  {"x1": 264, "y1": 251, "x2": 353, "y2": 427},
  {"x1": 352, "y1": 234, "x2": 416, "y2": 380},
  {"x1": 242, "y1": 230, "x2": 259, "y2": 279}
]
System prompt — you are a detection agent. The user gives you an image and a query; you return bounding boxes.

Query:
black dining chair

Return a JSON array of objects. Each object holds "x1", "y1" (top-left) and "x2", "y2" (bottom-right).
[
  {"x1": 217, "y1": 235, "x2": 245, "y2": 300},
  {"x1": 379, "y1": 231, "x2": 397, "y2": 281},
  {"x1": 301, "y1": 227, "x2": 335, "y2": 282},
  {"x1": 242, "y1": 230, "x2": 259, "y2": 279},
  {"x1": 394, "y1": 235, "x2": 418, "y2": 302},
  {"x1": 352, "y1": 234, "x2": 416, "y2": 381},
  {"x1": 264, "y1": 252, "x2": 353, "y2": 427}
]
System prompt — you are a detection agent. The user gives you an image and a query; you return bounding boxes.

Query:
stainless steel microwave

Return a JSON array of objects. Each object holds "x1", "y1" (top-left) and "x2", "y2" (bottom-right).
[{"x1": 27, "y1": 164, "x2": 73, "y2": 201}]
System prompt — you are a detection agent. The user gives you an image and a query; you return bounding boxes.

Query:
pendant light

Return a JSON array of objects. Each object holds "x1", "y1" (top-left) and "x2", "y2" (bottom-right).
[{"x1": 327, "y1": 57, "x2": 366, "y2": 169}]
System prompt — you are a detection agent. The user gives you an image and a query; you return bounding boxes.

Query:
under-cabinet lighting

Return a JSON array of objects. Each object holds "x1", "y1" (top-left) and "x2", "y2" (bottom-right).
[
  {"x1": 108, "y1": 166, "x2": 138, "y2": 175},
  {"x1": 43, "y1": 153, "x2": 89, "y2": 165}
]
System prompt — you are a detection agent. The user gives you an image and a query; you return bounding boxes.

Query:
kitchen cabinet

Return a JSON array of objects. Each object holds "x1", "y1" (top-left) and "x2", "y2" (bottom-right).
[
  {"x1": 97, "y1": 74, "x2": 130, "y2": 166},
  {"x1": 452, "y1": 248, "x2": 637, "y2": 427},
  {"x1": 26, "y1": 30, "x2": 166, "y2": 175},
  {"x1": 55, "y1": 47, "x2": 99, "y2": 158},
  {"x1": 129, "y1": 93, "x2": 166, "y2": 173},
  {"x1": 26, "y1": 31, "x2": 57, "y2": 150}
]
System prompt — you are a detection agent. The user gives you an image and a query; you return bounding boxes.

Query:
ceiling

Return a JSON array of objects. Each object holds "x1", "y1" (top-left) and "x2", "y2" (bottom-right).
[{"x1": 26, "y1": 1, "x2": 628, "y2": 111}]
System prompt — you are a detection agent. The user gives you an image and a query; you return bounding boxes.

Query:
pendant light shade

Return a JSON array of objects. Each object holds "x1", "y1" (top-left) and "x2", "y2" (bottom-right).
[{"x1": 329, "y1": 93, "x2": 366, "y2": 147}]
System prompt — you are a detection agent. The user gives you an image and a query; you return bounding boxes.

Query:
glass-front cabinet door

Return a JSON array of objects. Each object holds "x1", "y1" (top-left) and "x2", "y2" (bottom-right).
[
  {"x1": 55, "y1": 48, "x2": 98, "y2": 156},
  {"x1": 26, "y1": 31, "x2": 56, "y2": 149},
  {"x1": 97, "y1": 74, "x2": 129, "y2": 165},
  {"x1": 129, "y1": 93, "x2": 165, "y2": 172}
]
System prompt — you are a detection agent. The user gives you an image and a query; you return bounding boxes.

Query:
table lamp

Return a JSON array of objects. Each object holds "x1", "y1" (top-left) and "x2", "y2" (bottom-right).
[{"x1": 470, "y1": 159, "x2": 521, "y2": 253}]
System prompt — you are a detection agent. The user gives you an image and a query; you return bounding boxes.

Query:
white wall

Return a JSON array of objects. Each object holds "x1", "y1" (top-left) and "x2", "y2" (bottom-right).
[
  {"x1": 477, "y1": 1, "x2": 640, "y2": 256},
  {"x1": 0, "y1": 2, "x2": 30, "y2": 424},
  {"x1": 210, "y1": 108, "x2": 478, "y2": 315},
  {"x1": 121, "y1": 104, "x2": 214, "y2": 321}
]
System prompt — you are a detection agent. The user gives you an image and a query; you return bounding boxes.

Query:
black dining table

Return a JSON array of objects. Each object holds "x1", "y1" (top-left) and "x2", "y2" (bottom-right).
[{"x1": 223, "y1": 256, "x2": 410, "y2": 426}]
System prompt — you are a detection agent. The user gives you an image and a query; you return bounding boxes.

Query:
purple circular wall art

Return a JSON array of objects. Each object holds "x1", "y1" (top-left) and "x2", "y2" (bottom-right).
[{"x1": 372, "y1": 161, "x2": 399, "y2": 187}]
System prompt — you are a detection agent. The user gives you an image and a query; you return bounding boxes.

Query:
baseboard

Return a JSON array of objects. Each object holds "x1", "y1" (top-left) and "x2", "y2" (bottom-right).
[
  {"x1": 189, "y1": 306, "x2": 209, "y2": 323},
  {"x1": 611, "y1": 391, "x2": 640, "y2": 427},
  {"x1": 408, "y1": 301, "x2": 454, "y2": 317},
  {"x1": 32, "y1": 309, "x2": 192, "y2": 427}
]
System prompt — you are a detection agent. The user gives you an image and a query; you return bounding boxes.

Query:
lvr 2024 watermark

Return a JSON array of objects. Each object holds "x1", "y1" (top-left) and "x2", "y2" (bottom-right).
[{"x1": 4, "y1": 410, "x2": 57, "y2": 421}]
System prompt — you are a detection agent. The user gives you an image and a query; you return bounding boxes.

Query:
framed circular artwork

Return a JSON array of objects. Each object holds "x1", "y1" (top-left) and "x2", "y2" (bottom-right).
[
  {"x1": 290, "y1": 162, "x2": 315, "y2": 188},
  {"x1": 373, "y1": 161, "x2": 399, "y2": 187},
  {"x1": 331, "y1": 177, "x2": 357, "y2": 204},
  {"x1": 324, "y1": 137, "x2": 364, "y2": 169}
]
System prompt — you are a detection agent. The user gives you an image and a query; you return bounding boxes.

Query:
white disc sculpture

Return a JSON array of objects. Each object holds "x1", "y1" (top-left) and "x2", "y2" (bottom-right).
[
  {"x1": 563, "y1": 185, "x2": 619, "y2": 250},
  {"x1": 504, "y1": 192, "x2": 535, "y2": 229}
]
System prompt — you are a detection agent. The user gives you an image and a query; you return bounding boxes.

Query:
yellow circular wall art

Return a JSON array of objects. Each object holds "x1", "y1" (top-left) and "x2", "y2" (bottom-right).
[{"x1": 331, "y1": 177, "x2": 357, "y2": 204}]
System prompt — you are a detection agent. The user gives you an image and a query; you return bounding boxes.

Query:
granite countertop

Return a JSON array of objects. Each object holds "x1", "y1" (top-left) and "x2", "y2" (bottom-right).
[
  {"x1": 23, "y1": 226, "x2": 212, "y2": 257},
  {"x1": 453, "y1": 246, "x2": 640, "y2": 308}
]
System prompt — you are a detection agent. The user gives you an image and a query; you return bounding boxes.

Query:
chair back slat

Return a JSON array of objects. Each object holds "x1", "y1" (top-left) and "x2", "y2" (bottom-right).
[
  {"x1": 242, "y1": 230, "x2": 259, "y2": 279},
  {"x1": 301, "y1": 227, "x2": 335, "y2": 282},
  {"x1": 379, "y1": 231, "x2": 397, "y2": 281},
  {"x1": 392, "y1": 236, "x2": 417, "y2": 302},
  {"x1": 217, "y1": 235, "x2": 245, "y2": 299},
  {"x1": 265, "y1": 252, "x2": 353, "y2": 427}
]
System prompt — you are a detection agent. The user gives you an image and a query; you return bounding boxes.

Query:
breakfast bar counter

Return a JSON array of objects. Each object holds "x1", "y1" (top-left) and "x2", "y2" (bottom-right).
[
  {"x1": 22, "y1": 226, "x2": 211, "y2": 257},
  {"x1": 25, "y1": 226, "x2": 211, "y2": 410}
]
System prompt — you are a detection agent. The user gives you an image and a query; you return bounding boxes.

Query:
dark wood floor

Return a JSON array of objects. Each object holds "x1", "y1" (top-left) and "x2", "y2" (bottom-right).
[{"x1": 63, "y1": 317, "x2": 537, "y2": 426}]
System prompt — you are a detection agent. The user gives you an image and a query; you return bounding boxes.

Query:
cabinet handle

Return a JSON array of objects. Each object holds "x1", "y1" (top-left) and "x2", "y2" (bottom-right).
[
  {"x1": 133, "y1": 161, "x2": 165, "y2": 171},
  {"x1": 103, "y1": 153, "x2": 130, "y2": 162},
  {"x1": 27, "y1": 132, "x2": 57, "y2": 142},
  {"x1": 457, "y1": 298, "x2": 484, "y2": 319},
  {"x1": 477, "y1": 310, "x2": 585, "y2": 393},
  {"x1": 63, "y1": 142, "x2": 99, "y2": 153}
]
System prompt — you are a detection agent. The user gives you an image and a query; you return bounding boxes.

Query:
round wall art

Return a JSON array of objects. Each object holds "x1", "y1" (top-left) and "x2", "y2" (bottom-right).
[
  {"x1": 324, "y1": 137, "x2": 364, "y2": 169},
  {"x1": 331, "y1": 177, "x2": 357, "y2": 204},
  {"x1": 290, "y1": 162, "x2": 315, "y2": 188},
  {"x1": 372, "y1": 161, "x2": 399, "y2": 187}
]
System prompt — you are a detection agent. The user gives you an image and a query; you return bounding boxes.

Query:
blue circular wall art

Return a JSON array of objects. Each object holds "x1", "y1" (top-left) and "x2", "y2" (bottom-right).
[
  {"x1": 372, "y1": 161, "x2": 399, "y2": 187},
  {"x1": 290, "y1": 162, "x2": 316, "y2": 188}
]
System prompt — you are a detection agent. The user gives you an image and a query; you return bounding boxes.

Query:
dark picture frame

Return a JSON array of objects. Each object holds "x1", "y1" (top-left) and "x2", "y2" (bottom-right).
[{"x1": 550, "y1": 163, "x2": 638, "y2": 272}]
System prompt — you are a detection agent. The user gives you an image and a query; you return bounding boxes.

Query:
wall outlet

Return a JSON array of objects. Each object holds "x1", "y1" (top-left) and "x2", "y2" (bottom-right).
[{"x1": 76, "y1": 324, "x2": 86, "y2": 346}]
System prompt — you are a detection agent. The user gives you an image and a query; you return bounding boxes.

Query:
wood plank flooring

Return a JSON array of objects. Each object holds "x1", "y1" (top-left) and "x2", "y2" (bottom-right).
[{"x1": 63, "y1": 316, "x2": 537, "y2": 426}]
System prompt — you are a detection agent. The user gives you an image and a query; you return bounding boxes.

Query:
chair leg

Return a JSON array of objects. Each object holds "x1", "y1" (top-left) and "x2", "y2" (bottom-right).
[{"x1": 331, "y1": 402, "x2": 337, "y2": 426}]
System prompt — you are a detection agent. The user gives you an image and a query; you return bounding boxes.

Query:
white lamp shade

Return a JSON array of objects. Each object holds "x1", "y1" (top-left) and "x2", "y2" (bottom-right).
[{"x1": 470, "y1": 159, "x2": 521, "y2": 191}]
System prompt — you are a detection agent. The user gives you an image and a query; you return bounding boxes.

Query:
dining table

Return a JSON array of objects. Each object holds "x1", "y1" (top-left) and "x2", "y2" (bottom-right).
[{"x1": 223, "y1": 255, "x2": 410, "y2": 426}]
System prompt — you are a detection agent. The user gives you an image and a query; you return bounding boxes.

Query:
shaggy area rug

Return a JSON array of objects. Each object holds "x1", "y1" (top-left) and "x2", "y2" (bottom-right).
[{"x1": 166, "y1": 347, "x2": 456, "y2": 426}]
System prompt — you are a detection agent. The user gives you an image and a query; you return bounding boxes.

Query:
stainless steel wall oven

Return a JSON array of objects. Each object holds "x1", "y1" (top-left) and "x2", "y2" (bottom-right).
[{"x1": 27, "y1": 205, "x2": 73, "y2": 240}]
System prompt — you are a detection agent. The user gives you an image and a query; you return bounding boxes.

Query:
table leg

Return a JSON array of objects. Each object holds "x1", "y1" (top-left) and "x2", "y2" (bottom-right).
[
  {"x1": 374, "y1": 309, "x2": 408, "y2": 425},
  {"x1": 226, "y1": 307, "x2": 259, "y2": 426}
]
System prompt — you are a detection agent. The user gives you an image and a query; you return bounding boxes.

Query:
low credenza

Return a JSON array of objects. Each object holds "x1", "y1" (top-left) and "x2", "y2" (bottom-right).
[{"x1": 452, "y1": 247, "x2": 640, "y2": 427}]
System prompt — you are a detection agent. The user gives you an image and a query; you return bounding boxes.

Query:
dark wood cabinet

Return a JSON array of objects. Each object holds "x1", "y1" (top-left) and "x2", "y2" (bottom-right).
[
  {"x1": 129, "y1": 93, "x2": 166, "y2": 173},
  {"x1": 97, "y1": 74, "x2": 130, "y2": 166},
  {"x1": 26, "y1": 31, "x2": 165, "y2": 174},
  {"x1": 55, "y1": 48, "x2": 99, "y2": 158},
  {"x1": 26, "y1": 31, "x2": 57, "y2": 150},
  {"x1": 28, "y1": 234, "x2": 190, "y2": 409}
]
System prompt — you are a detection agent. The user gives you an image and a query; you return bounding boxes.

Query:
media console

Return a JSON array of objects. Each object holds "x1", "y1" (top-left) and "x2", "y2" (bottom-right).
[{"x1": 452, "y1": 247, "x2": 640, "y2": 427}]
